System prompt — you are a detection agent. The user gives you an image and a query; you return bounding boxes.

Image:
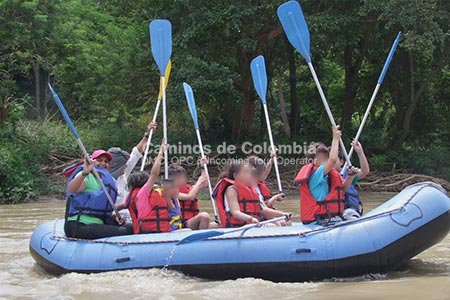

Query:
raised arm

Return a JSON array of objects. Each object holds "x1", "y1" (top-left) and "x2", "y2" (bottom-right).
[
  {"x1": 343, "y1": 166, "x2": 359, "y2": 190},
  {"x1": 136, "y1": 122, "x2": 157, "y2": 153},
  {"x1": 178, "y1": 172, "x2": 208, "y2": 201},
  {"x1": 324, "y1": 126, "x2": 341, "y2": 175},
  {"x1": 262, "y1": 151, "x2": 276, "y2": 181},
  {"x1": 68, "y1": 157, "x2": 93, "y2": 194},
  {"x1": 145, "y1": 141, "x2": 168, "y2": 189},
  {"x1": 353, "y1": 140, "x2": 370, "y2": 179}
]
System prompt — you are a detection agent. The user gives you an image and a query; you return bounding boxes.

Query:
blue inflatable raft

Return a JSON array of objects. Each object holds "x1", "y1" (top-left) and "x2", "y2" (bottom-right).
[{"x1": 30, "y1": 182, "x2": 450, "y2": 282}]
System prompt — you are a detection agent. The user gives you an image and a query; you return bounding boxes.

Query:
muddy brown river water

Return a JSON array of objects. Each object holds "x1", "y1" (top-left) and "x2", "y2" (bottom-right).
[{"x1": 1, "y1": 192, "x2": 449, "y2": 300}]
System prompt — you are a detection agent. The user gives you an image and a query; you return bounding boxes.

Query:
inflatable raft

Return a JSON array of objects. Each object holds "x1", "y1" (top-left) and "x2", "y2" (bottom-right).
[{"x1": 30, "y1": 182, "x2": 450, "y2": 282}]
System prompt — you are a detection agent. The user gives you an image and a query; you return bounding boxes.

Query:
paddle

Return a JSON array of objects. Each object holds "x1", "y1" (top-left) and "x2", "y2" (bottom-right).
[
  {"x1": 48, "y1": 84, "x2": 121, "y2": 219},
  {"x1": 342, "y1": 32, "x2": 401, "y2": 171},
  {"x1": 177, "y1": 215, "x2": 291, "y2": 245},
  {"x1": 149, "y1": 19, "x2": 172, "y2": 179},
  {"x1": 140, "y1": 60, "x2": 172, "y2": 171},
  {"x1": 277, "y1": 1, "x2": 352, "y2": 166},
  {"x1": 250, "y1": 55, "x2": 283, "y2": 193},
  {"x1": 183, "y1": 82, "x2": 220, "y2": 223}
]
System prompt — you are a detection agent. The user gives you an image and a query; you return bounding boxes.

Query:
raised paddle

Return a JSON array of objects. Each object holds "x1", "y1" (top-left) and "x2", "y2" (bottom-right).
[
  {"x1": 250, "y1": 55, "x2": 283, "y2": 193},
  {"x1": 149, "y1": 19, "x2": 172, "y2": 179},
  {"x1": 183, "y1": 82, "x2": 220, "y2": 223},
  {"x1": 177, "y1": 215, "x2": 291, "y2": 245},
  {"x1": 277, "y1": 1, "x2": 352, "y2": 166},
  {"x1": 342, "y1": 32, "x2": 401, "y2": 171},
  {"x1": 48, "y1": 84, "x2": 121, "y2": 219},
  {"x1": 140, "y1": 60, "x2": 172, "y2": 171}
]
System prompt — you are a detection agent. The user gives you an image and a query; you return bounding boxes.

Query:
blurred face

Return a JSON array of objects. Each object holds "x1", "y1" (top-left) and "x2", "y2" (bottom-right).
[
  {"x1": 314, "y1": 152, "x2": 329, "y2": 166},
  {"x1": 162, "y1": 181, "x2": 180, "y2": 199},
  {"x1": 174, "y1": 173, "x2": 187, "y2": 187},
  {"x1": 234, "y1": 164, "x2": 254, "y2": 186},
  {"x1": 335, "y1": 158, "x2": 344, "y2": 171},
  {"x1": 94, "y1": 155, "x2": 111, "y2": 170}
]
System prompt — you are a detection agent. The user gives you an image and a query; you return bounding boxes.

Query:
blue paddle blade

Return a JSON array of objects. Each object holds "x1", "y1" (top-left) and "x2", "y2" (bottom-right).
[
  {"x1": 277, "y1": 1, "x2": 311, "y2": 62},
  {"x1": 183, "y1": 82, "x2": 199, "y2": 130},
  {"x1": 250, "y1": 55, "x2": 268, "y2": 105},
  {"x1": 48, "y1": 84, "x2": 80, "y2": 139},
  {"x1": 149, "y1": 20, "x2": 172, "y2": 76},
  {"x1": 177, "y1": 230, "x2": 225, "y2": 245},
  {"x1": 377, "y1": 32, "x2": 402, "y2": 84}
]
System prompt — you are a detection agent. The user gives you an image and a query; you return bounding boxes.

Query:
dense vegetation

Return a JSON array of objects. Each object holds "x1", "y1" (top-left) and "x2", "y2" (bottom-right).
[{"x1": 1, "y1": 0, "x2": 449, "y2": 203}]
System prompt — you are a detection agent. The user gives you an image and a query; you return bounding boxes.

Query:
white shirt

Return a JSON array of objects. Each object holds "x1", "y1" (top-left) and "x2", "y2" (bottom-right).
[{"x1": 115, "y1": 147, "x2": 143, "y2": 222}]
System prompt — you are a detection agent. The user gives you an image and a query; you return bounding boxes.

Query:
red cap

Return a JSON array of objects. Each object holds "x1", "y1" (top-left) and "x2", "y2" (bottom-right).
[{"x1": 91, "y1": 149, "x2": 112, "y2": 161}]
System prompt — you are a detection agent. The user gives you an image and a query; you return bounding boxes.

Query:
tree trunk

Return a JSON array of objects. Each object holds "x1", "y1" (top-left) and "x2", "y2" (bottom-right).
[
  {"x1": 236, "y1": 48, "x2": 257, "y2": 138},
  {"x1": 401, "y1": 51, "x2": 427, "y2": 137},
  {"x1": 0, "y1": 96, "x2": 8, "y2": 123},
  {"x1": 277, "y1": 72, "x2": 291, "y2": 136},
  {"x1": 288, "y1": 44, "x2": 298, "y2": 136},
  {"x1": 340, "y1": 21, "x2": 375, "y2": 130},
  {"x1": 32, "y1": 61, "x2": 41, "y2": 119}
]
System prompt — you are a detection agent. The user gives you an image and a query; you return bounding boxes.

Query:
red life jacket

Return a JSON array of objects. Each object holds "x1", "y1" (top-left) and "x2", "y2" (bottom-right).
[
  {"x1": 128, "y1": 188, "x2": 171, "y2": 234},
  {"x1": 179, "y1": 184, "x2": 199, "y2": 222},
  {"x1": 212, "y1": 178, "x2": 261, "y2": 228},
  {"x1": 294, "y1": 163, "x2": 345, "y2": 224},
  {"x1": 257, "y1": 181, "x2": 273, "y2": 208},
  {"x1": 125, "y1": 188, "x2": 140, "y2": 234}
]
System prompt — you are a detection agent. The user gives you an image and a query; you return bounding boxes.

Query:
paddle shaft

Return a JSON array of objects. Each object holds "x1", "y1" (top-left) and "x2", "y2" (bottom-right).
[
  {"x1": 342, "y1": 84, "x2": 380, "y2": 171},
  {"x1": 225, "y1": 215, "x2": 289, "y2": 235},
  {"x1": 162, "y1": 76, "x2": 168, "y2": 178},
  {"x1": 342, "y1": 32, "x2": 401, "y2": 171},
  {"x1": 262, "y1": 103, "x2": 283, "y2": 193},
  {"x1": 195, "y1": 129, "x2": 219, "y2": 222},
  {"x1": 48, "y1": 84, "x2": 120, "y2": 217},
  {"x1": 140, "y1": 98, "x2": 161, "y2": 171},
  {"x1": 307, "y1": 62, "x2": 352, "y2": 166}
]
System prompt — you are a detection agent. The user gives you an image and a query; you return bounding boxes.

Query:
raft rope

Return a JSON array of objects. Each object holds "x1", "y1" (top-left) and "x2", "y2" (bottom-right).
[{"x1": 50, "y1": 182, "x2": 439, "y2": 245}]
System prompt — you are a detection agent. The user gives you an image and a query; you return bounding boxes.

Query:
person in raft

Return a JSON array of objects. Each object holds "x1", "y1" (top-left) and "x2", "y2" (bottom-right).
[
  {"x1": 168, "y1": 163, "x2": 217, "y2": 230},
  {"x1": 247, "y1": 154, "x2": 285, "y2": 209},
  {"x1": 120, "y1": 171, "x2": 150, "y2": 234},
  {"x1": 335, "y1": 140, "x2": 370, "y2": 219},
  {"x1": 213, "y1": 159, "x2": 291, "y2": 228},
  {"x1": 64, "y1": 150, "x2": 133, "y2": 239},
  {"x1": 109, "y1": 121, "x2": 157, "y2": 223},
  {"x1": 294, "y1": 126, "x2": 358, "y2": 225}
]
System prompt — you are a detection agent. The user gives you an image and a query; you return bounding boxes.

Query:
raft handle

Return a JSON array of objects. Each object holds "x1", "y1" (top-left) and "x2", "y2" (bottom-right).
[
  {"x1": 293, "y1": 248, "x2": 313, "y2": 254},
  {"x1": 115, "y1": 257, "x2": 131, "y2": 263}
]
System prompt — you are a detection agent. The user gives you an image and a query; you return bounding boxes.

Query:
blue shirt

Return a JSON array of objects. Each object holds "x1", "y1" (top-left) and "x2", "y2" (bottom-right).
[{"x1": 308, "y1": 165, "x2": 329, "y2": 201}]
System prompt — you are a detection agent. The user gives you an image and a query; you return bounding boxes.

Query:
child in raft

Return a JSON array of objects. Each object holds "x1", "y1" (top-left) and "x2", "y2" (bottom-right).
[
  {"x1": 168, "y1": 162, "x2": 218, "y2": 230},
  {"x1": 335, "y1": 140, "x2": 370, "y2": 218},
  {"x1": 295, "y1": 126, "x2": 358, "y2": 225},
  {"x1": 213, "y1": 159, "x2": 291, "y2": 228},
  {"x1": 247, "y1": 154, "x2": 285, "y2": 209}
]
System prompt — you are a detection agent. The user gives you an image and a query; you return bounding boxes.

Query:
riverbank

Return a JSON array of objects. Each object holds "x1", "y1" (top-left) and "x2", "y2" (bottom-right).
[{"x1": 1, "y1": 120, "x2": 449, "y2": 204}]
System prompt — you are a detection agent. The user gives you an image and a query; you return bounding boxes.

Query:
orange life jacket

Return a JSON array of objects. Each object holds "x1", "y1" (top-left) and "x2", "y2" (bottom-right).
[
  {"x1": 257, "y1": 181, "x2": 273, "y2": 208},
  {"x1": 129, "y1": 188, "x2": 171, "y2": 234},
  {"x1": 294, "y1": 163, "x2": 345, "y2": 224},
  {"x1": 212, "y1": 178, "x2": 261, "y2": 228},
  {"x1": 179, "y1": 184, "x2": 199, "y2": 222}
]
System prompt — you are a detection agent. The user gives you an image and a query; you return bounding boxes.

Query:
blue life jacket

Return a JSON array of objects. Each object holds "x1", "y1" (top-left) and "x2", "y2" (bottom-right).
[
  {"x1": 66, "y1": 166, "x2": 117, "y2": 222},
  {"x1": 169, "y1": 198, "x2": 183, "y2": 231},
  {"x1": 341, "y1": 169, "x2": 363, "y2": 214}
]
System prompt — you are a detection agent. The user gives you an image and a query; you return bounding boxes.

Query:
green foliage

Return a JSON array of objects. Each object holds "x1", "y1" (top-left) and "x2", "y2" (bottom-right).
[{"x1": 0, "y1": 0, "x2": 450, "y2": 202}]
